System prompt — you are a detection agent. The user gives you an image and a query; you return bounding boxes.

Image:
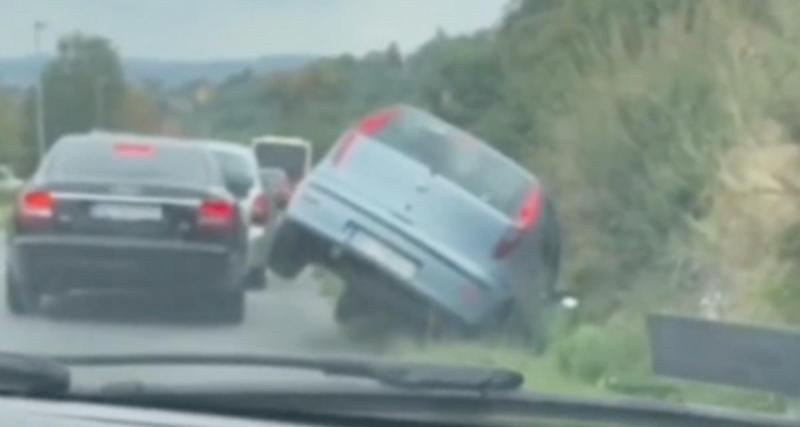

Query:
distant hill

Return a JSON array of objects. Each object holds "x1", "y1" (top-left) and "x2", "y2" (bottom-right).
[
  {"x1": 0, "y1": 56, "x2": 47, "y2": 87},
  {"x1": 0, "y1": 54, "x2": 317, "y2": 88}
]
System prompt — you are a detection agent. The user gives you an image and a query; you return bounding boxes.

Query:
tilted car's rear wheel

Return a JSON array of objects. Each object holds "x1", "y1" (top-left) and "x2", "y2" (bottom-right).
[
  {"x1": 504, "y1": 288, "x2": 552, "y2": 353},
  {"x1": 6, "y1": 268, "x2": 40, "y2": 315},
  {"x1": 334, "y1": 286, "x2": 365, "y2": 324},
  {"x1": 539, "y1": 198, "x2": 563, "y2": 297},
  {"x1": 503, "y1": 208, "x2": 562, "y2": 352},
  {"x1": 333, "y1": 268, "x2": 411, "y2": 338},
  {"x1": 268, "y1": 221, "x2": 310, "y2": 279},
  {"x1": 334, "y1": 264, "x2": 464, "y2": 341}
]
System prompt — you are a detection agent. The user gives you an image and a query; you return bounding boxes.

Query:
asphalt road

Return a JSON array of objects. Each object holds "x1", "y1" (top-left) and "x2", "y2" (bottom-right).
[{"x1": 0, "y1": 255, "x2": 360, "y2": 357}]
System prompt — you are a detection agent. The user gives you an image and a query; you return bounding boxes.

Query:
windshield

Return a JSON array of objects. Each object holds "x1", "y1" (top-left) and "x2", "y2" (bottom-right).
[{"x1": 1, "y1": 0, "x2": 799, "y2": 425}]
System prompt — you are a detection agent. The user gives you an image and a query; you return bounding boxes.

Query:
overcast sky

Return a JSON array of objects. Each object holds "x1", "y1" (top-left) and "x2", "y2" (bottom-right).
[{"x1": 0, "y1": 0, "x2": 508, "y2": 60}]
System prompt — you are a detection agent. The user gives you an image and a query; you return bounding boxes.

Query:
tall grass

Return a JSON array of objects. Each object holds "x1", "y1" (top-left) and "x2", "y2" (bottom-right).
[{"x1": 497, "y1": 0, "x2": 800, "y2": 322}]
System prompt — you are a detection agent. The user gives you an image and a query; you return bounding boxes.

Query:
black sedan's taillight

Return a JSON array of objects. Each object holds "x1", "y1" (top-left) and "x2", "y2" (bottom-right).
[
  {"x1": 196, "y1": 199, "x2": 236, "y2": 232},
  {"x1": 16, "y1": 190, "x2": 56, "y2": 230}
]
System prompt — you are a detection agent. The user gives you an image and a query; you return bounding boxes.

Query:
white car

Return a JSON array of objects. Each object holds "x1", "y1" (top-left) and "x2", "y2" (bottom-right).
[
  {"x1": 258, "y1": 167, "x2": 291, "y2": 209},
  {"x1": 201, "y1": 141, "x2": 274, "y2": 290},
  {"x1": 251, "y1": 135, "x2": 313, "y2": 190}
]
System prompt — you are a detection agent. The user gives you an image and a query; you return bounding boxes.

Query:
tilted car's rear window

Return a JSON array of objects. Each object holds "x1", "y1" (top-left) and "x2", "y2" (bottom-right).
[
  {"x1": 47, "y1": 138, "x2": 213, "y2": 185},
  {"x1": 370, "y1": 109, "x2": 533, "y2": 216}
]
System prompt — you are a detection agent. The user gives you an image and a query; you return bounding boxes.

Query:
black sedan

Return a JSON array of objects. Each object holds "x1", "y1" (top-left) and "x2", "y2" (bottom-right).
[{"x1": 5, "y1": 132, "x2": 252, "y2": 322}]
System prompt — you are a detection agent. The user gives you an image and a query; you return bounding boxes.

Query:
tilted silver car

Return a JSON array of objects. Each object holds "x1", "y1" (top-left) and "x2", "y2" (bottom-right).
[{"x1": 269, "y1": 105, "x2": 562, "y2": 340}]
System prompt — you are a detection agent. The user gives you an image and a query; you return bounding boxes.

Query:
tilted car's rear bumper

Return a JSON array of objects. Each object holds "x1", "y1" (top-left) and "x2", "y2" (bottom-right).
[
  {"x1": 8, "y1": 235, "x2": 240, "y2": 292},
  {"x1": 286, "y1": 182, "x2": 508, "y2": 327}
]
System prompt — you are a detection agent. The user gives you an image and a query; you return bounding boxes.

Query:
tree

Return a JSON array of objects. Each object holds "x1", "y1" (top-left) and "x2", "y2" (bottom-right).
[
  {"x1": 386, "y1": 42, "x2": 403, "y2": 68},
  {"x1": 120, "y1": 87, "x2": 161, "y2": 133},
  {"x1": 0, "y1": 89, "x2": 23, "y2": 171},
  {"x1": 37, "y1": 33, "x2": 126, "y2": 147}
]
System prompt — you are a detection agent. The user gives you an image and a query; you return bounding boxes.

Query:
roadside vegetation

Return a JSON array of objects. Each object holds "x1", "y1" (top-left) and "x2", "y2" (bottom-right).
[
  {"x1": 285, "y1": 0, "x2": 800, "y2": 410},
  {"x1": 2, "y1": 0, "x2": 800, "y2": 411}
]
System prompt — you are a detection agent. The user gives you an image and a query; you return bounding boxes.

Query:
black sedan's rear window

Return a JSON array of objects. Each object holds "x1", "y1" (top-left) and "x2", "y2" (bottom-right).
[{"x1": 47, "y1": 138, "x2": 213, "y2": 185}]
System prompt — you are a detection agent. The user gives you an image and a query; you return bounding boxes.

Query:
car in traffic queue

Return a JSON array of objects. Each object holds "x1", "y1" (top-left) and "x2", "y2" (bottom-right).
[
  {"x1": 268, "y1": 105, "x2": 562, "y2": 341},
  {"x1": 199, "y1": 140, "x2": 273, "y2": 289},
  {"x1": 5, "y1": 132, "x2": 265, "y2": 323},
  {"x1": 251, "y1": 135, "x2": 313, "y2": 195},
  {"x1": 258, "y1": 167, "x2": 292, "y2": 210}
]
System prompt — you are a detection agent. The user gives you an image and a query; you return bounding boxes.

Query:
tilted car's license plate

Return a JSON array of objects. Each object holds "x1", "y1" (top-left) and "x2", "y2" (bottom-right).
[
  {"x1": 350, "y1": 232, "x2": 417, "y2": 280},
  {"x1": 90, "y1": 203, "x2": 163, "y2": 221}
]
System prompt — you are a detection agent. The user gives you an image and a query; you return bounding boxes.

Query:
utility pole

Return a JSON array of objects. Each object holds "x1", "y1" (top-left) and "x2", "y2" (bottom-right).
[
  {"x1": 33, "y1": 21, "x2": 47, "y2": 159},
  {"x1": 94, "y1": 77, "x2": 108, "y2": 129}
]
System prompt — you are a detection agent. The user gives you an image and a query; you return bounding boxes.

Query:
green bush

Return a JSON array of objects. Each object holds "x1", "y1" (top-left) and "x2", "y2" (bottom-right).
[
  {"x1": 0, "y1": 189, "x2": 18, "y2": 204},
  {"x1": 555, "y1": 317, "x2": 649, "y2": 384}
]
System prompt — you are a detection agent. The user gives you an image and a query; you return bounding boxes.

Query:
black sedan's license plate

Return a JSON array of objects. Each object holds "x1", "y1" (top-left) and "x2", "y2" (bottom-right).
[{"x1": 90, "y1": 203, "x2": 163, "y2": 222}]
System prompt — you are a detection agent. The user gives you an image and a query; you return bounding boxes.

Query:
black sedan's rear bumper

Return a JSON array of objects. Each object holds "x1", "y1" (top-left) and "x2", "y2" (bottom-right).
[{"x1": 8, "y1": 235, "x2": 240, "y2": 292}]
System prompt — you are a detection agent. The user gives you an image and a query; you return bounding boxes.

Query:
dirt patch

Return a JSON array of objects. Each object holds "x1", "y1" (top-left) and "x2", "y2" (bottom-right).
[{"x1": 688, "y1": 138, "x2": 800, "y2": 323}]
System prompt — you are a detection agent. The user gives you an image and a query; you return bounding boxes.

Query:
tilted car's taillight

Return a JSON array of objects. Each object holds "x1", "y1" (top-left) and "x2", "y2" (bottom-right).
[
  {"x1": 494, "y1": 186, "x2": 543, "y2": 259},
  {"x1": 250, "y1": 193, "x2": 270, "y2": 225},
  {"x1": 197, "y1": 198, "x2": 236, "y2": 231},
  {"x1": 17, "y1": 190, "x2": 55, "y2": 229},
  {"x1": 332, "y1": 106, "x2": 401, "y2": 166}
]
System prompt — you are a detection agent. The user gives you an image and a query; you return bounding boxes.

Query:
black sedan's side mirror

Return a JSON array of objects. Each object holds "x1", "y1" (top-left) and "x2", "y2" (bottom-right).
[{"x1": 226, "y1": 176, "x2": 253, "y2": 199}]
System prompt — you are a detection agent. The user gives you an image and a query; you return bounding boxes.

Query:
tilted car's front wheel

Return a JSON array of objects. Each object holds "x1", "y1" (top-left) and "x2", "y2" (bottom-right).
[
  {"x1": 268, "y1": 221, "x2": 309, "y2": 279},
  {"x1": 6, "y1": 269, "x2": 40, "y2": 315}
]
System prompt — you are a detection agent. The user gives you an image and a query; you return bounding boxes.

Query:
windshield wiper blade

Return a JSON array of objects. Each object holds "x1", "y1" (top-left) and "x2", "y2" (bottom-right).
[
  {"x1": 0, "y1": 352, "x2": 70, "y2": 395},
  {"x1": 53, "y1": 353, "x2": 523, "y2": 392}
]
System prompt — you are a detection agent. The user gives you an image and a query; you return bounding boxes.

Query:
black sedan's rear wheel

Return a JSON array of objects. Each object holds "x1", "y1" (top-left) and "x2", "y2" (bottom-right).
[
  {"x1": 216, "y1": 290, "x2": 245, "y2": 324},
  {"x1": 6, "y1": 269, "x2": 40, "y2": 315},
  {"x1": 243, "y1": 267, "x2": 268, "y2": 290}
]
